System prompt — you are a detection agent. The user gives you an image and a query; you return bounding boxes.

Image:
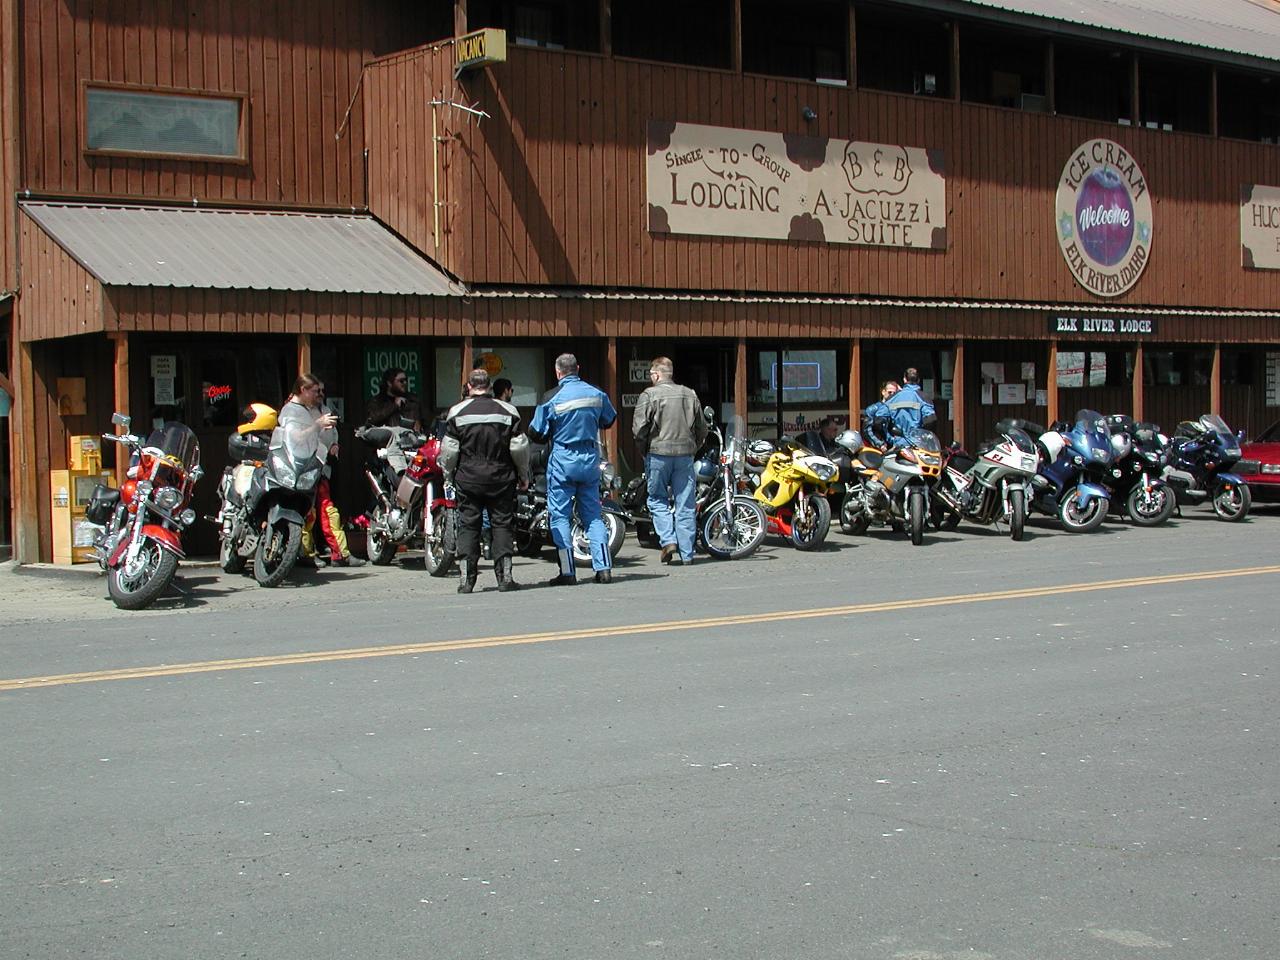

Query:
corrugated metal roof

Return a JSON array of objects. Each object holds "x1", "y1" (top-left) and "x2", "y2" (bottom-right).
[
  {"x1": 954, "y1": 0, "x2": 1280, "y2": 64},
  {"x1": 20, "y1": 202, "x2": 461, "y2": 296}
]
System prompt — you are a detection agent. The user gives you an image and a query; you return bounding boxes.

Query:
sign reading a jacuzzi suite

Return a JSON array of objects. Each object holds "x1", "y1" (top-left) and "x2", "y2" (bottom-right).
[
  {"x1": 646, "y1": 121, "x2": 947, "y2": 249},
  {"x1": 1055, "y1": 139, "x2": 1152, "y2": 298},
  {"x1": 1240, "y1": 184, "x2": 1280, "y2": 269}
]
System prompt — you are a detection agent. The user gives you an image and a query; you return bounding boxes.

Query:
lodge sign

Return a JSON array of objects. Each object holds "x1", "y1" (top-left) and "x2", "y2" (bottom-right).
[
  {"x1": 1241, "y1": 184, "x2": 1280, "y2": 269},
  {"x1": 1050, "y1": 316, "x2": 1158, "y2": 336},
  {"x1": 1055, "y1": 139, "x2": 1152, "y2": 298},
  {"x1": 454, "y1": 28, "x2": 506, "y2": 75},
  {"x1": 646, "y1": 121, "x2": 947, "y2": 249}
]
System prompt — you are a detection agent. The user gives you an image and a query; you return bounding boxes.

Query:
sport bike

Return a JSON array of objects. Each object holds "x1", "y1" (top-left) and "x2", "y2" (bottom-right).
[
  {"x1": 838, "y1": 425, "x2": 943, "y2": 546},
  {"x1": 745, "y1": 438, "x2": 839, "y2": 550},
  {"x1": 933, "y1": 425, "x2": 1038, "y2": 540}
]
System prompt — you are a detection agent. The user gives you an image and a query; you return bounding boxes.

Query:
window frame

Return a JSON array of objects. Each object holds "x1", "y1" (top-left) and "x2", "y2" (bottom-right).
[{"x1": 81, "y1": 80, "x2": 250, "y2": 165}]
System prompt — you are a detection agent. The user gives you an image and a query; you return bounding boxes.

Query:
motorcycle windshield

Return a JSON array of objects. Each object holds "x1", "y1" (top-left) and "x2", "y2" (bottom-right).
[
  {"x1": 906, "y1": 427, "x2": 941, "y2": 453},
  {"x1": 1070, "y1": 409, "x2": 1112, "y2": 463},
  {"x1": 144, "y1": 422, "x2": 201, "y2": 472},
  {"x1": 1199, "y1": 414, "x2": 1240, "y2": 454},
  {"x1": 1004, "y1": 428, "x2": 1036, "y2": 454},
  {"x1": 268, "y1": 417, "x2": 322, "y2": 487}
]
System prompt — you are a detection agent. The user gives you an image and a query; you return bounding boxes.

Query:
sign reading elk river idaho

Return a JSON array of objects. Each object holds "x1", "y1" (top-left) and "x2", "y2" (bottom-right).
[
  {"x1": 646, "y1": 121, "x2": 947, "y2": 249},
  {"x1": 1055, "y1": 138, "x2": 1153, "y2": 298}
]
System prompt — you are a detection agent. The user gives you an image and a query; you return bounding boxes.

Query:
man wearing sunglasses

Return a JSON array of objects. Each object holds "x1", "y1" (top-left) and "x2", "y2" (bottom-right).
[{"x1": 365, "y1": 367, "x2": 422, "y2": 431}]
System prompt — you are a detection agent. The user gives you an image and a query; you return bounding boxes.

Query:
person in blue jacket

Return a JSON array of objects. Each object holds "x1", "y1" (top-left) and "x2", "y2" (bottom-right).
[
  {"x1": 529, "y1": 353, "x2": 619, "y2": 585},
  {"x1": 863, "y1": 368, "x2": 936, "y2": 448}
]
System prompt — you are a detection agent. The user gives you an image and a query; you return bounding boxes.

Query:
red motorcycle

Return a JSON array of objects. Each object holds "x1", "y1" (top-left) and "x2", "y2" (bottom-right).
[
  {"x1": 87, "y1": 413, "x2": 203, "y2": 609},
  {"x1": 357, "y1": 425, "x2": 457, "y2": 576}
]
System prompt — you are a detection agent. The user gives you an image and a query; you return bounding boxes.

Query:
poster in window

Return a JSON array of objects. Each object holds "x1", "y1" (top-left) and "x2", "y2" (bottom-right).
[
  {"x1": 1057, "y1": 351, "x2": 1085, "y2": 388},
  {"x1": 997, "y1": 383, "x2": 1026, "y2": 405},
  {"x1": 980, "y1": 362, "x2": 1005, "y2": 383}
]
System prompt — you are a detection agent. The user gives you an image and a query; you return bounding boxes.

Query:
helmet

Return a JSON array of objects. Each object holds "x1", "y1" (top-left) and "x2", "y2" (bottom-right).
[
  {"x1": 238, "y1": 402, "x2": 278, "y2": 435},
  {"x1": 835, "y1": 428, "x2": 863, "y2": 454},
  {"x1": 745, "y1": 439, "x2": 775, "y2": 467}
]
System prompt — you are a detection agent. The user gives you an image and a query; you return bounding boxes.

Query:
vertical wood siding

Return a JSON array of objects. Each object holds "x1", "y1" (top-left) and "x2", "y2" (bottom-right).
[
  {"x1": 18, "y1": 0, "x2": 432, "y2": 208},
  {"x1": 378, "y1": 46, "x2": 1280, "y2": 313},
  {"x1": 18, "y1": 211, "x2": 103, "y2": 340}
]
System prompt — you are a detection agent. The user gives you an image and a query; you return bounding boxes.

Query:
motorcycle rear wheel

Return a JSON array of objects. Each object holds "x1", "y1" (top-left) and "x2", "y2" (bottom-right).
[
  {"x1": 425, "y1": 505, "x2": 457, "y2": 577},
  {"x1": 1126, "y1": 483, "x2": 1175, "y2": 527},
  {"x1": 701, "y1": 496, "x2": 767, "y2": 559},
  {"x1": 108, "y1": 540, "x2": 179, "y2": 610},
  {"x1": 1211, "y1": 483, "x2": 1251, "y2": 522},
  {"x1": 219, "y1": 531, "x2": 247, "y2": 574},
  {"x1": 790, "y1": 494, "x2": 831, "y2": 551},
  {"x1": 1058, "y1": 488, "x2": 1109, "y2": 533},
  {"x1": 366, "y1": 506, "x2": 399, "y2": 565},
  {"x1": 254, "y1": 519, "x2": 302, "y2": 587},
  {"x1": 571, "y1": 512, "x2": 625, "y2": 567},
  {"x1": 839, "y1": 492, "x2": 870, "y2": 535},
  {"x1": 1009, "y1": 487, "x2": 1027, "y2": 541},
  {"x1": 908, "y1": 487, "x2": 926, "y2": 546}
]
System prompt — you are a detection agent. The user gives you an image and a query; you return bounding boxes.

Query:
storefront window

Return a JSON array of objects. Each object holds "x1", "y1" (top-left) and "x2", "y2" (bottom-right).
[
  {"x1": 1058, "y1": 349, "x2": 1133, "y2": 388},
  {"x1": 196, "y1": 349, "x2": 239, "y2": 428},
  {"x1": 1144, "y1": 349, "x2": 1212, "y2": 386},
  {"x1": 472, "y1": 345, "x2": 547, "y2": 406}
]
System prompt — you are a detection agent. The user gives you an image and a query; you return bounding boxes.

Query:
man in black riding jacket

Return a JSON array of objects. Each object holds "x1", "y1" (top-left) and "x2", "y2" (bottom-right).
[{"x1": 441, "y1": 368, "x2": 531, "y2": 594}]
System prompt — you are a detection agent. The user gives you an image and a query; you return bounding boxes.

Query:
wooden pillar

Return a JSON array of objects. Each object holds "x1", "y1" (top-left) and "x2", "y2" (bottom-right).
[
  {"x1": 729, "y1": 0, "x2": 742, "y2": 73},
  {"x1": 1131, "y1": 55, "x2": 1141, "y2": 126},
  {"x1": 1046, "y1": 339, "x2": 1060, "y2": 427},
  {"x1": 109, "y1": 332, "x2": 130, "y2": 485},
  {"x1": 950, "y1": 20, "x2": 961, "y2": 100},
  {"x1": 13, "y1": 333, "x2": 39, "y2": 564},
  {"x1": 1210, "y1": 342, "x2": 1222, "y2": 415},
  {"x1": 603, "y1": 336, "x2": 618, "y2": 459},
  {"x1": 1210, "y1": 67, "x2": 1219, "y2": 137},
  {"x1": 453, "y1": 0, "x2": 467, "y2": 37},
  {"x1": 952, "y1": 338, "x2": 966, "y2": 448},
  {"x1": 461, "y1": 335, "x2": 473, "y2": 389},
  {"x1": 1132, "y1": 340, "x2": 1145, "y2": 421},
  {"x1": 847, "y1": 337, "x2": 861, "y2": 427},
  {"x1": 296, "y1": 333, "x2": 311, "y2": 375},
  {"x1": 1046, "y1": 41, "x2": 1056, "y2": 114},
  {"x1": 847, "y1": 4, "x2": 857, "y2": 90},
  {"x1": 598, "y1": 0, "x2": 611, "y2": 56},
  {"x1": 734, "y1": 337, "x2": 747, "y2": 433}
]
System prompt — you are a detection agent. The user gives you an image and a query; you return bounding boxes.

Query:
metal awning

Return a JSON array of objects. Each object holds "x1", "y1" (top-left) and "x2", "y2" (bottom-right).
[
  {"x1": 915, "y1": 0, "x2": 1280, "y2": 67},
  {"x1": 20, "y1": 202, "x2": 462, "y2": 297}
]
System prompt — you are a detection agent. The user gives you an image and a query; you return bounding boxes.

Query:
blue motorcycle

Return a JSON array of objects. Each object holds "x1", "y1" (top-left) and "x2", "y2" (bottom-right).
[
  {"x1": 1001, "y1": 409, "x2": 1114, "y2": 533},
  {"x1": 1161, "y1": 414, "x2": 1251, "y2": 522}
]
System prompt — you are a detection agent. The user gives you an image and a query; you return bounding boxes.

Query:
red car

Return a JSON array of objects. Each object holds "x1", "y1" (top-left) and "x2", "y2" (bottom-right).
[{"x1": 1236, "y1": 421, "x2": 1280, "y2": 502}]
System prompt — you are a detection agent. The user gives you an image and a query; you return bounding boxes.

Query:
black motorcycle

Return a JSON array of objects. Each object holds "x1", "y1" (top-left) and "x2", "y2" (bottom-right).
[
  {"x1": 1102, "y1": 414, "x2": 1175, "y2": 526},
  {"x1": 512, "y1": 443, "x2": 627, "y2": 565},
  {"x1": 1161, "y1": 413, "x2": 1251, "y2": 522}
]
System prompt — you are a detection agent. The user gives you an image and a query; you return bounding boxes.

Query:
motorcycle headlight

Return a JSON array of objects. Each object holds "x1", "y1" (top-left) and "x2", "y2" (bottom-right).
[
  {"x1": 178, "y1": 508, "x2": 197, "y2": 527},
  {"x1": 155, "y1": 487, "x2": 183, "y2": 511},
  {"x1": 813, "y1": 461, "x2": 837, "y2": 481},
  {"x1": 1021, "y1": 455, "x2": 1038, "y2": 471},
  {"x1": 1091, "y1": 448, "x2": 1108, "y2": 461}
]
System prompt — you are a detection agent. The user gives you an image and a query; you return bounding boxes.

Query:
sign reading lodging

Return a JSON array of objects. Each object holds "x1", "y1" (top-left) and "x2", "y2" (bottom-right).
[
  {"x1": 1240, "y1": 184, "x2": 1280, "y2": 269},
  {"x1": 1055, "y1": 139, "x2": 1152, "y2": 298},
  {"x1": 455, "y1": 28, "x2": 507, "y2": 75},
  {"x1": 646, "y1": 121, "x2": 946, "y2": 249}
]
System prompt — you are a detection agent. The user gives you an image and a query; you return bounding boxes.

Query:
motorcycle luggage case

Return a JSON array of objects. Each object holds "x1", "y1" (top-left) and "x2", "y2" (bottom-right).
[
  {"x1": 228, "y1": 432, "x2": 270, "y2": 463},
  {"x1": 85, "y1": 484, "x2": 120, "y2": 524}
]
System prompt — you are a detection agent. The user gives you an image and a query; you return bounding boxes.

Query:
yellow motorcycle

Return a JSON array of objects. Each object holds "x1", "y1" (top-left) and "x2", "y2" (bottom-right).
[{"x1": 744, "y1": 439, "x2": 840, "y2": 550}]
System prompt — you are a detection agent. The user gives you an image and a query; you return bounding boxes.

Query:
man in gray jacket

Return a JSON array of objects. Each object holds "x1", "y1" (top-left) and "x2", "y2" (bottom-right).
[{"x1": 632, "y1": 356, "x2": 708, "y2": 565}]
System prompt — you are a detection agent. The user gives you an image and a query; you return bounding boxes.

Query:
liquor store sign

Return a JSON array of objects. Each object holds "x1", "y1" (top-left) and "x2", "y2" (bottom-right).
[
  {"x1": 1055, "y1": 139, "x2": 1152, "y2": 298},
  {"x1": 646, "y1": 120, "x2": 947, "y2": 250}
]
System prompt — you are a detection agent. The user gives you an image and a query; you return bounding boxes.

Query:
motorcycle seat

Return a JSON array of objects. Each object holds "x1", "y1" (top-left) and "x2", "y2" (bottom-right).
[
  {"x1": 996, "y1": 417, "x2": 1046, "y2": 438},
  {"x1": 949, "y1": 452, "x2": 977, "y2": 472},
  {"x1": 358, "y1": 426, "x2": 396, "y2": 447}
]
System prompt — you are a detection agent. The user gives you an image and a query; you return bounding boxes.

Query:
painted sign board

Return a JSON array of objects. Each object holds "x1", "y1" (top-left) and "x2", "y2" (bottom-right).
[
  {"x1": 455, "y1": 28, "x2": 507, "y2": 75},
  {"x1": 1050, "y1": 316, "x2": 1157, "y2": 336},
  {"x1": 364, "y1": 345, "x2": 423, "y2": 397},
  {"x1": 1055, "y1": 139, "x2": 1152, "y2": 298},
  {"x1": 1240, "y1": 184, "x2": 1280, "y2": 269},
  {"x1": 646, "y1": 121, "x2": 946, "y2": 249}
]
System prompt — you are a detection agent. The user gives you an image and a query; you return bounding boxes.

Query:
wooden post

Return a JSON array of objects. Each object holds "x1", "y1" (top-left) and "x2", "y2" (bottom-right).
[
  {"x1": 1210, "y1": 67, "x2": 1219, "y2": 137},
  {"x1": 1210, "y1": 342, "x2": 1222, "y2": 415},
  {"x1": 454, "y1": 0, "x2": 467, "y2": 37},
  {"x1": 603, "y1": 336, "x2": 618, "y2": 460},
  {"x1": 734, "y1": 337, "x2": 747, "y2": 433},
  {"x1": 847, "y1": 4, "x2": 857, "y2": 90},
  {"x1": 598, "y1": 0, "x2": 611, "y2": 57},
  {"x1": 1131, "y1": 55, "x2": 1141, "y2": 126},
  {"x1": 952, "y1": 338, "x2": 966, "y2": 448},
  {"x1": 109, "y1": 332, "x2": 130, "y2": 485},
  {"x1": 1046, "y1": 339, "x2": 1060, "y2": 426},
  {"x1": 296, "y1": 333, "x2": 311, "y2": 375},
  {"x1": 1046, "y1": 41, "x2": 1056, "y2": 114},
  {"x1": 730, "y1": 0, "x2": 742, "y2": 73},
  {"x1": 1132, "y1": 340, "x2": 1145, "y2": 421},
  {"x1": 847, "y1": 337, "x2": 861, "y2": 427},
  {"x1": 461, "y1": 335, "x2": 473, "y2": 390},
  {"x1": 951, "y1": 20, "x2": 961, "y2": 100},
  {"x1": 13, "y1": 333, "x2": 39, "y2": 563}
]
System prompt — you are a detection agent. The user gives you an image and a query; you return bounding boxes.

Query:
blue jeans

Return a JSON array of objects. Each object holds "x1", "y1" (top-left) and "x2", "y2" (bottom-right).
[{"x1": 646, "y1": 453, "x2": 697, "y2": 561}]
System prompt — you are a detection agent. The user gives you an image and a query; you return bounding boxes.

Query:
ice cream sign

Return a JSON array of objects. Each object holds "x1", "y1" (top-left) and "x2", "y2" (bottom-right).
[{"x1": 1055, "y1": 138, "x2": 1152, "y2": 297}]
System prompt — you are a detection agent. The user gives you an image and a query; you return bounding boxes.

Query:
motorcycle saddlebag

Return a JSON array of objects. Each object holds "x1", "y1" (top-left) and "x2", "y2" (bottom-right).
[{"x1": 85, "y1": 484, "x2": 120, "y2": 525}]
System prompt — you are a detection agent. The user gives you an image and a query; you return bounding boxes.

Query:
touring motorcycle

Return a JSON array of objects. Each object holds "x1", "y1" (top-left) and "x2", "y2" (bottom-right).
[
  {"x1": 838, "y1": 425, "x2": 943, "y2": 546},
  {"x1": 1161, "y1": 414, "x2": 1251, "y2": 521}
]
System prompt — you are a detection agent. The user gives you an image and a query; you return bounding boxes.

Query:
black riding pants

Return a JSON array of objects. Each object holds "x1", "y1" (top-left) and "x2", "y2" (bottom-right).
[{"x1": 456, "y1": 484, "x2": 516, "y2": 562}]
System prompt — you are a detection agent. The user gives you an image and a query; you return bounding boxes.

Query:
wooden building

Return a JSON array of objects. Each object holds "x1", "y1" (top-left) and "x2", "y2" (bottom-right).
[{"x1": 5, "y1": 0, "x2": 1280, "y2": 561}]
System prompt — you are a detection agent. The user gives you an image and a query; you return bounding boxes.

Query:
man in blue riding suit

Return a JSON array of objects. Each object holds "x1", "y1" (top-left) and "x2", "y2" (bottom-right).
[
  {"x1": 863, "y1": 367, "x2": 936, "y2": 448},
  {"x1": 529, "y1": 353, "x2": 619, "y2": 586}
]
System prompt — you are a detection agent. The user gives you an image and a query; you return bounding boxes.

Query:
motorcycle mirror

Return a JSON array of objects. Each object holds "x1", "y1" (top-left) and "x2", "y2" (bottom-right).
[
  {"x1": 111, "y1": 412, "x2": 131, "y2": 429},
  {"x1": 703, "y1": 405, "x2": 715, "y2": 422}
]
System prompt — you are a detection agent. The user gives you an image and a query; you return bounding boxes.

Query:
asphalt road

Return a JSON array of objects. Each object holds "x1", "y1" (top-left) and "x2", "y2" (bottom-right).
[{"x1": 2, "y1": 507, "x2": 1277, "y2": 960}]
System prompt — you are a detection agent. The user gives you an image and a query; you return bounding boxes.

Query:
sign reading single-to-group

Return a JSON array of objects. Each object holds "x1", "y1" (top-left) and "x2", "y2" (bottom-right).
[
  {"x1": 1240, "y1": 184, "x2": 1280, "y2": 269},
  {"x1": 646, "y1": 120, "x2": 947, "y2": 249},
  {"x1": 1055, "y1": 138, "x2": 1152, "y2": 298}
]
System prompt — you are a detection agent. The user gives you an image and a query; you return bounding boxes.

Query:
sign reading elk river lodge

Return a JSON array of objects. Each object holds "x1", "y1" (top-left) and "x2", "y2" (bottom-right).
[{"x1": 646, "y1": 121, "x2": 947, "y2": 249}]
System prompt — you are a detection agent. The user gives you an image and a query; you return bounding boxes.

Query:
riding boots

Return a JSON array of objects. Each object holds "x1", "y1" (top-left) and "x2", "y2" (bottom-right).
[
  {"x1": 457, "y1": 557, "x2": 478, "y2": 594},
  {"x1": 495, "y1": 555, "x2": 519, "y2": 592}
]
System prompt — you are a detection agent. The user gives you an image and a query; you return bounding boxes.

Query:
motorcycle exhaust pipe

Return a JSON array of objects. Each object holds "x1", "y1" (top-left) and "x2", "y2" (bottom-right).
[{"x1": 365, "y1": 469, "x2": 393, "y2": 509}]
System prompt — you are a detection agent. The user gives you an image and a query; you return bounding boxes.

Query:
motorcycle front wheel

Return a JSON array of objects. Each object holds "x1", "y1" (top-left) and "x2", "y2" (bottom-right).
[
  {"x1": 790, "y1": 494, "x2": 831, "y2": 551},
  {"x1": 907, "y1": 486, "x2": 926, "y2": 546},
  {"x1": 254, "y1": 519, "x2": 302, "y2": 587},
  {"x1": 1211, "y1": 482, "x2": 1251, "y2": 522},
  {"x1": 108, "y1": 539, "x2": 179, "y2": 610},
  {"x1": 219, "y1": 530, "x2": 246, "y2": 574},
  {"x1": 571, "y1": 512, "x2": 625, "y2": 567},
  {"x1": 425, "y1": 505, "x2": 457, "y2": 577},
  {"x1": 1126, "y1": 483, "x2": 1175, "y2": 527},
  {"x1": 701, "y1": 496, "x2": 768, "y2": 559},
  {"x1": 1058, "y1": 488, "x2": 1109, "y2": 533},
  {"x1": 366, "y1": 505, "x2": 399, "y2": 565},
  {"x1": 1008, "y1": 487, "x2": 1027, "y2": 541}
]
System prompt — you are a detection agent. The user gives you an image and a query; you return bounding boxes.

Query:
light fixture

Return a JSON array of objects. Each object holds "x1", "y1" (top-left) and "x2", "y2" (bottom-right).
[{"x1": 802, "y1": 105, "x2": 818, "y2": 122}]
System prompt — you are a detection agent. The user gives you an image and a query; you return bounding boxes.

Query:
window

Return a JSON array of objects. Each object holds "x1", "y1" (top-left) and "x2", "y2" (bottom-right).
[
  {"x1": 1053, "y1": 41, "x2": 1132, "y2": 124},
  {"x1": 856, "y1": 4, "x2": 952, "y2": 98},
  {"x1": 1144, "y1": 349, "x2": 1212, "y2": 387},
  {"x1": 85, "y1": 84, "x2": 246, "y2": 162},
  {"x1": 1058, "y1": 350, "x2": 1132, "y2": 388},
  {"x1": 1218, "y1": 71, "x2": 1280, "y2": 143},
  {"x1": 466, "y1": 0, "x2": 600, "y2": 52},
  {"x1": 751, "y1": 349, "x2": 840, "y2": 405},
  {"x1": 959, "y1": 23, "x2": 1047, "y2": 110},
  {"x1": 612, "y1": 0, "x2": 732, "y2": 69},
  {"x1": 1139, "y1": 56, "x2": 1210, "y2": 134},
  {"x1": 743, "y1": 0, "x2": 847, "y2": 84}
]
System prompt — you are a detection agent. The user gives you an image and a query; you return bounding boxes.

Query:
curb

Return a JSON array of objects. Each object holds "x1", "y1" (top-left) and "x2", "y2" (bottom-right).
[{"x1": 5, "y1": 559, "x2": 221, "y2": 581}]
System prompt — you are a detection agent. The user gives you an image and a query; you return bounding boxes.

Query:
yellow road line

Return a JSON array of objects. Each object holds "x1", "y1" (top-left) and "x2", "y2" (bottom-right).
[{"x1": 3, "y1": 564, "x2": 1277, "y2": 692}]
